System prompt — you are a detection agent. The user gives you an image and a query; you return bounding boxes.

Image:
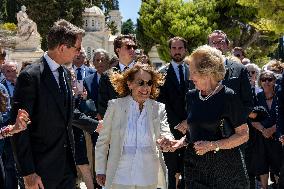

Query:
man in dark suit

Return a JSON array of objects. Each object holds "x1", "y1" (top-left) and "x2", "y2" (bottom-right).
[
  {"x1": 98, "y1": 35, "x2": 137, "y2": 117},
  {"x1": 10, "y1": 19, "x2": 84, "y2": 189},
  {"x1": 208, "y1": 30, "x2": 254, "y2": 188},
  {"x1": 157, "y1": 36, "x2": 191, "y2": 189},
  {"x1": 208, "y1": 30, "x2": 253, "y2": 120}
]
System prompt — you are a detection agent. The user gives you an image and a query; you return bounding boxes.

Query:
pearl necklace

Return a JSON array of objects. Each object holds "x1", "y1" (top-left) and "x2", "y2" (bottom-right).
[{"x1": 199, "y1": 84, "x2": 221, "y2": 101}]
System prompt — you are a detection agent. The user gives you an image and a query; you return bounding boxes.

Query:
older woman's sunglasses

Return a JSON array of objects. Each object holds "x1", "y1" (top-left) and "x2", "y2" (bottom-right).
[
  {"x1": 260, "y1": 78, "x2": 274, "y2": 82},
  {"x1": 136, "y1": 80, "x2": 153, "y2": 87},
  {"x1": 249, "y1": 71, "x2": 256, "y2": 74}
]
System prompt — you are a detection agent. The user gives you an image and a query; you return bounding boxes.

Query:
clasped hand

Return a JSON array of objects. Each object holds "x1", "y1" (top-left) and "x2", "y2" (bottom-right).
[{"x1": 156, "y1": 137, "x2": 184, "y2": 152}]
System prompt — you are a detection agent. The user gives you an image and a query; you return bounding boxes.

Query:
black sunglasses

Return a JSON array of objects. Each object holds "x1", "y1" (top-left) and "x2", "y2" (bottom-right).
[
  {"x1": 234, "y1": 54, "x2": 241, "y2": 57},
  {"x1": 249, "y1": 71, "x2": 256, "y2": 74},
  {"x1": 125, "y1": 44, "x2": 137, "y2": 50},
  {"x1": 260, "y1": 78, "x2": 274, "y2": 82},
  {"x1": 136, "y1": 80, "x2": 153, "y2": 87}
]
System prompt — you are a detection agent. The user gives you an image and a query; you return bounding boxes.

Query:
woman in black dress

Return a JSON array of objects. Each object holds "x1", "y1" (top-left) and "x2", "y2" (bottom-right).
[
  {"x1": 251, "y1": 71, "x2": 281, "y2": 189},
  {"x1": 175, "y1": 45, "x2": 249, "y2": 189}
]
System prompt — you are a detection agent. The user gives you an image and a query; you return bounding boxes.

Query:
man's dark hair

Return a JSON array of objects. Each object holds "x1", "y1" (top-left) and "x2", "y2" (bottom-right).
[
  {"x1": 208, "y1": 30, "x2": 230, "y2": 45},
  {"x1": 113, "y1": 34, "x2": 136, "y2": 57},
  {"x1": 47, "y1": 19, "x2": 85, "y2": 50},
  {"x1": 168, "y1": 36, "x2": 188, "y2": 49},
  {"x1": 233, "y1": 46, "x2": 245, "y2": 57}
]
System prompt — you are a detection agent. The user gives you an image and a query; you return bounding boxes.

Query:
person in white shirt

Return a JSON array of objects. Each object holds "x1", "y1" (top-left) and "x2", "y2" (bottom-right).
[{"x1": 95, "y1": 63, "x2": 178, "y2": 189}]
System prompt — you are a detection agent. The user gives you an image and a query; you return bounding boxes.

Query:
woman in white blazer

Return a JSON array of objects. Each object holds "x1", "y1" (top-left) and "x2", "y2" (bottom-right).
[{"x1": 95, "y1": 64, "x2": 175, "y2": 189}]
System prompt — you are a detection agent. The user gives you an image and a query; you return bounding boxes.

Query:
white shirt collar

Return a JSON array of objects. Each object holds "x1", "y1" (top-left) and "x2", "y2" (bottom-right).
[
  {"x1": 119, "y1": 61, "x2": 135, "y2": 71},
  {"x1": 44, "y1": 52, "x2": 61, "y2": 72},
  {"x1": 170, "y1": 60, "x2": 184, "y2": 69}
]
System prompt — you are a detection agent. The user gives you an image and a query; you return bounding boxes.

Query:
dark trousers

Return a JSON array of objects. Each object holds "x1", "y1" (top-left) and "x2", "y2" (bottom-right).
[
  {"x1": 0, "y1": 156, "x2": 4, "y2": 189},
  {"x1": 163, "y1": 148, "x2": 185, "y2": 189},
  {"x1": 41, "y1": 149, "x2": 76, "y2": 189},
  {"x1": 2, "y1": 139, "x2": 17, "y2": 189},
  {"x1": 278, "y1": 147, "x2": 284, "y2": 189}
]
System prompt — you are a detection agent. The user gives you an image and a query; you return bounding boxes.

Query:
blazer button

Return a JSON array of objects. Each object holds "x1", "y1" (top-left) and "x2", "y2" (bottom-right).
[{"x1": 64, "y1": 144, "x2": 67, "y2": 148}]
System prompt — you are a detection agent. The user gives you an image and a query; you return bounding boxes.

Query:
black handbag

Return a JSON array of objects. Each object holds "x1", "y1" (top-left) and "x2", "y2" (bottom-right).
[{"x1": 219, "y1": 118, "x2": 235, "y2": 138}]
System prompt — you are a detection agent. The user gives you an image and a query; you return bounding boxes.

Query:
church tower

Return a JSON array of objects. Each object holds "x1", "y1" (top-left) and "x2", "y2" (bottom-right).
[{"x1": 108, "y1": 10, "x2": 122, "y2": 35}]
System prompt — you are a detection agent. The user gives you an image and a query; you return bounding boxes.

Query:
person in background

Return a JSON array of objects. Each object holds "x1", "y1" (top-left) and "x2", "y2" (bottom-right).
[
  {"x1": 109, "y1": 56, "x2": 119, "y2": 68},
  {"x1": 242, "y1": 58, "x2": 251, "y2": 65},
  {"x1": 157, "y1": 36, "x2": 191, "y2": 189},
  {"x1": 98, "y1": 34, "x2": 137, "y2": 117},
  {"x1": 251, "y1": 71, "x2": 281, "y2": 189},
  {"x1": 232, "y1": 46, "x2": 245, "y2": 62},
  {"x1": 20, "y1": 61, "x2": 32, "y2": 72},
  {"x1": 0, "y1": 49, "x2": 6, "y2": 81}
]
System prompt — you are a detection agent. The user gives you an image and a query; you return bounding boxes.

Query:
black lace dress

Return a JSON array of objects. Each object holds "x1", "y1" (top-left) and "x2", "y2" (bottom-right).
[{"x1": 184, "y1": 86, "x2": 249, "y2": 189}]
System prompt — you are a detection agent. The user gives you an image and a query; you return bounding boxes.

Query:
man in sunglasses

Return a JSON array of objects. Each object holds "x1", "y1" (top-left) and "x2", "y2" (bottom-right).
[
  {"x1": 208, "y1": 30, "x2": 254, "y2": 188},
  {"x1": 157, "y1": 36, "x2": 192, "y2": 189},
  {"x1": 98, "y1": 35, "x2": 137, "y2": 117}
]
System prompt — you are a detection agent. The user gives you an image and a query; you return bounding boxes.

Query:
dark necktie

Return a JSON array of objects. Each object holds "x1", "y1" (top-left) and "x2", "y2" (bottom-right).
[
  {"x1": 123, "y1": 66, "x2": 129, "y2": 72},
  {"x1": 178, "y1": 64, "x2": 185, "y2": 90},
  {"x1": 58, "y1": 66, "x2": 68, "y2": 106},
  {"x1": 76, "y1": 67, "x2": 82, "y2": 80}
]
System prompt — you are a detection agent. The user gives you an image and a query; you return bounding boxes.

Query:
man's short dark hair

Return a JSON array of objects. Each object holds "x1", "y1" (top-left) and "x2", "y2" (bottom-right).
[
  {"x1": 47, "y1": 19, "x2": 85, "y2": 50},
  {"x1": 208, "y1": 30, "x2": 230, "y2": 45},
  {"x1": 113, "y1": 34, "x2": 136, "y2": 57},
  {"x1": 233, "y1": 46, "x2": 245, "y2": 56},
  {"x1": 168, "y1": 36, "x2": 188, "y2": 49}
]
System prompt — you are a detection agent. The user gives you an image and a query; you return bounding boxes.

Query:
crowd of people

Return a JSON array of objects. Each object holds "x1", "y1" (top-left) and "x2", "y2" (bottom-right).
[{"x1": 0, "y1": 19, "x2": 284, "y2": 189}]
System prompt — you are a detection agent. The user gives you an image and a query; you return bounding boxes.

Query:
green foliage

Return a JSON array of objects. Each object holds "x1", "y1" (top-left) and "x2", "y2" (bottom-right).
[
  {"x1": 121, "y1": 19, "x2": 135, "y2": 35},
  {"x1": 0, "y1": 22, "x2": 17, "y2": 31},
  {"x1": 138, "y1": 0, "x2": 282, "y2": 64},
  {"x1": 136, "y1": 18, "x2": 155, "y2": 54},
  {"x1": 107, "y1": 21, "x2": 118, "y2": 35}
]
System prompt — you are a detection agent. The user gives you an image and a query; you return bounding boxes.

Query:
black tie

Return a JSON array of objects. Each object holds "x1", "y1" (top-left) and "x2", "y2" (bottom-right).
[
  {"x1": 76, "y1": 67, "x2": 82, "y2": 80},
  {"x1": 178, "y1": 64, "x2": 185, "y2": 90},
  {"x1": 123, "y1": 66, "x2": 129, "y2": 72},
  {"x1": 58, "y1": 66, "x2": 68, "y2": 105}
]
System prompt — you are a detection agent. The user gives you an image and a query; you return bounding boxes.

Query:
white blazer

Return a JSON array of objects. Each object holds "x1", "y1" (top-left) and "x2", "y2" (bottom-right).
[{"x1": 95, "y1": 96, "x2": 173, "y2": 189}]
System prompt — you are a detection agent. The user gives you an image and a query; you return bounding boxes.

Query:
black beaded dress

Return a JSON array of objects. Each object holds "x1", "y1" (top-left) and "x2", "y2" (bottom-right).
[{"x1": 184, "y1": 86, "x2": 249, "y2": 189}]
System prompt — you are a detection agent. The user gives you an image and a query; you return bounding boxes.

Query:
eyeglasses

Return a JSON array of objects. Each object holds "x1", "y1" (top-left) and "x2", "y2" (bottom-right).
[
  {"x1": 67, "y1": 44, "x2": 81, "y2": 52},
  {"x1": 135, "y1": 80, "x2": 153, "y2": 87},
  {"x1": 234, "y1": 54, "x2": 241, "y2": 58},
  {"x1": 249, "y1": 71, "x2": 256, "y2": 74},
  {"x1": 260, "y1": 78, "x2": 274, "y2": 82},
  {"x1": 125, "y1": 44, "x2": 137, "y2": 50}
]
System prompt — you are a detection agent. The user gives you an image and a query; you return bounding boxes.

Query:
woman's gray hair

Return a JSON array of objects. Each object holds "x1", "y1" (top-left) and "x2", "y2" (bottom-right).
[{"x1": 245, "y1": 63, "x2": 261, "y2": 78}]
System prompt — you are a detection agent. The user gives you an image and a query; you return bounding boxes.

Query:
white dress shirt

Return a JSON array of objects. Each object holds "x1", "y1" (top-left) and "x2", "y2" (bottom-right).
[
  {"x1": 113, "y1": 98, "x2": 158, "y2": 186},
  {"x1": 171, "y1": 60, "x2": 185, "y2": 83},
  {"x1": 119, "y1": 61, "x2": 135, "y2": 72},
  {"x1": 73, "y1": 64, "x2": 87, "y2": 79}
]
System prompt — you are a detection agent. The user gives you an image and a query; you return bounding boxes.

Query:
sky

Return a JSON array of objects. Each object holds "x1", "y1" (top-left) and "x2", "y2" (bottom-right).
[{"x1": 119, "y1": 0, "x2": 141, "y2": 23}]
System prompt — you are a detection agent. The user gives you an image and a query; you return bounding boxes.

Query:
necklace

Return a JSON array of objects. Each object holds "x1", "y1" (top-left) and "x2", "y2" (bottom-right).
[{"x1": 199, "y1": 84, "x2": 221, "y2": 101}]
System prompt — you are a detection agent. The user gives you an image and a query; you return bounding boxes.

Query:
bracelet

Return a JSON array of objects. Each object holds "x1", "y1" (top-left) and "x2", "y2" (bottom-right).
[
  {"x1": 214, "y1": 141, "x2": 220, "y2": 153},
  {"x1": 0, "y1": 125, "x2": 13, "y2": 138}
]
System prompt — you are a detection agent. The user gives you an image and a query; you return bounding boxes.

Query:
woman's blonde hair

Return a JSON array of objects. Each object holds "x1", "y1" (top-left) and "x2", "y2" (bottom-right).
[
  {"x1": 110, "y1": 63, "x2": 164, "y2": 99},
  {"x1": 185, "y1": 45, "x2": 225, "y2": 82}
]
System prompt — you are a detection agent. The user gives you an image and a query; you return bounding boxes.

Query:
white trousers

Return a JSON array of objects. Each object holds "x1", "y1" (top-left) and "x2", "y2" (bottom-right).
[{"x1": 111, "y1": 184, "x2": 157, "y2": 189}]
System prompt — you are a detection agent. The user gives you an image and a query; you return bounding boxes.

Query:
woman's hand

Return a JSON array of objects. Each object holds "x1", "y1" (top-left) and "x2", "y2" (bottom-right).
[
  {"x1": 96, "y1": 174, "x2": 106, "y2": 186},
  {"x1": 194, "y1": 141, "x2": 214, "y2": 155},
  {"x1": 11, "y1": 109, "x2": 30, "y2": 135},
  {"x1": 174, "y1": 120, "x2": 188, "y2": 134},
  {"x1": 95, "y1": 120, "x2": 103, "y2": 133},
  {"x1": 156, "y1": 137, "x2": 175, "y2": 152}
]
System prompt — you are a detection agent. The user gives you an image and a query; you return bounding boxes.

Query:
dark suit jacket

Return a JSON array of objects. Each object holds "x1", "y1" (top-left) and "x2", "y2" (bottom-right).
[
  {"x1": 277, "y1": 73, "x2": 284, "y2": 136},
  {"x1": 222, "y1": 59, "x2": 254, "y2": 117},
  {"x1": 10, "y1": 57, "x2": 76, "y2": 180},
  {"x1": 98, "y1": 64, "x2": 120, "y2": 117},
  {"x1": 157, "y1": 63, "x2": 192, "y2": 139},
  {"x1": 84, "y1": 72, "x2": 99, "y2": 107}
]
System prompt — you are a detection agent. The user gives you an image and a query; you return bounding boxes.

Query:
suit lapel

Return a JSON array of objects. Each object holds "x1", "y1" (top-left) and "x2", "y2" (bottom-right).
[
  {"x1": 119, "y1": 96, "x2": 131, "y2": 142},
  {"x1": 41, "y1": 58, "x2": 67, "y2": 120},
  {"x1": 167, "y1": 64, "x2": 180, "y2": 90}
]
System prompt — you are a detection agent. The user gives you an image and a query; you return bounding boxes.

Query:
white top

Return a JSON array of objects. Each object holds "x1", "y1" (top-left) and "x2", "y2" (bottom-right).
[
  {"x1": 113, "y1": 98, "x2": 158, "y2": 186},
  {"x1": 119, "y1": 61, "x2": 135, "y2": 72},
  {"x1": 44, "y1": 52, "x2": 61, "y2": 86},
  {"x1": 171, "y1": 60, "x2": 185, "y2": 83}
]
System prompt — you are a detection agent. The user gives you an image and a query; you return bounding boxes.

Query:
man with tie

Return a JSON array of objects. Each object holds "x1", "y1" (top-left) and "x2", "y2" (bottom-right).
[
  {"x1": 98, "y1": 35, "x2": 137, "y2": 117},
  {"x1": 157, "y1": 36, "x2": 191, "y2": 189},
  {"x1": 10, "y1": 19, "x2": 84, "y2": 189},
  {"x1": 1, "y1": 61, "x2": 18, "y2": 98}
]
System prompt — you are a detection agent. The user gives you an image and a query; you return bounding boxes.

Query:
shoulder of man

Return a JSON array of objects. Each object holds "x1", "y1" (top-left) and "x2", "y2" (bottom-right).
[{"x1": 158, "y1": 63, "x2": 171, "y2": 75}]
